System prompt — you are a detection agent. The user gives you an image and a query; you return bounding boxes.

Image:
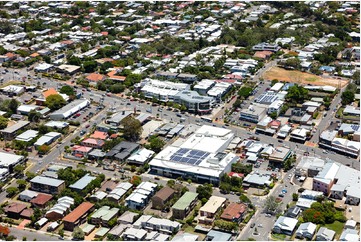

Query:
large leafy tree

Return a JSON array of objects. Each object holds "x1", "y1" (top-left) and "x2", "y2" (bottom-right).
[
  {"x1": 59, "y1": 85, "x2": 75, "y2": 96},
  {"x1": 147, "y1": 135, "x2": 165, "y2": 153},
  {"x1": 263, "y1": 196, "x2": 282, "y2": 215},
  {"x1": 72, "y1": 227, "x2": 84, "y2": 240},
  {"x1": 120, "y1": 116, "x2": 143, "y2": 141},
  {"x1": 196, "y1": 183, "x2": 213, "y2": 200},
  {"x1": 0, "y1": 116, "x2": 8, "y2": 129},
  {"x1": 45, "y1": 94, "x2": 66, "y2": 111},
  {"x1": 341, "y1": 90, "x2": 355, "y2": 105},
  {"x1": 286, "y1": 85, "x2": 309, "y2": 103}
]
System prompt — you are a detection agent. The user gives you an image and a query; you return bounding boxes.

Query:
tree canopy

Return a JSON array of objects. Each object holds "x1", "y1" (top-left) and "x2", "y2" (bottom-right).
[
  {"x1": 286, "y1": 85, "x2": 309, "y2": 103},
  {"x1": 341, "y1": 90, "x2": 355, "y2": 105},
  {"x1": 45, "y1": 94, "x2": 66, "y2": 111},
  {"x1": 0, "y1": 116, "x2": 8, "y2": 129},
  {"x1": 59, "y1": 85, "x2": 75, "y2": 96},
  {"x1": 120, "y1": 116, "x2": 143, "y2": 141},
  {"x1": 196, "y1": 183, "x2": 213, "y2": 200},
  {"x1": 147, "y1": 135, "x2": 165, "y2": 153}
]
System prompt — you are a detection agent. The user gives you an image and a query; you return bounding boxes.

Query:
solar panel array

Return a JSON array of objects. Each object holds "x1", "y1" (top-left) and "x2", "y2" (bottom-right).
[{"x1": 170, "y1": 148, "x2": 210, "y2": 166}]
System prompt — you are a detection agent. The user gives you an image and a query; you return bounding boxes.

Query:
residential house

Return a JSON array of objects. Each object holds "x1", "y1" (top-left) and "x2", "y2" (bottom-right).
[
  {"x1": 90, "y1": 131, "x2": 109, "y2": 140},
  {"x1": 151, "y1": 187, "x2": 175, "y2": 210},
  {"x1": 69, "y1": 174, "x2": 96, "y2": 194},
  {"x1": 81, "y1": 138, "x2": 105, "y2": 149},
  {"x1": 127, "y1": 148, "x2": 155, "y2": 165},
  {"x1": 30, "y1": 176, "x2": 65, "y2": 195},
  {"x1": 30, "y1": 193, "x2": 53, "y2": 208},
  {"x1": 220, "y1": 202, "x2": 247, "y2": 223},
  {"x1": 199, "y1": 196, "x2": 226, "y2": 224},
  {"x1": 134, "y1": 215, "x2": 181, "y2": 234},
  {"x1": 125, "y1": 182, "x2": 157, "y2": 210},
  {"x1": 205, "y1": 230, "x2": 232, "y2": 241},
  {"x1": 340, "y1": 229, "x2": 359, "y2": 241},
  {"x1": 1, "y1": 120, "x2": 30, "y2": 140},
  {"x1": 106, "y1": 182, "x2": 133, "y2": 203},
  {"x1": 315, "y1": 227, "x2": 336, "y2": 241},
  {"x1": 171, "y1": 232, "x2": 199, "y2": 241},
  {"x1": 345, "y1": 220, "x2": 357, "y2": 230},
  {"x1": 172, "y1": 192, "x2": 198, "y2": 220},
  {"x1": 118, "y1": 211, "x2": 138, "y2": 225},
  {"x1": 106, "y1": 141, "x2": 139, "y2": 161},
  {"x1": 4, "y1": 203, "x2": 27, "y2": 219},
  {"x1": 295, "y1": 222, "x2": 317, "y2": 239},
  {"x1": 71, "y1": 145, "x2": 93, "y2": 158},
  {"x1": 45, "y1": 196, "x2": 74, "y2": 221},
  {"x1": 122, "y1": 227, "x2": 147, "y2": 241},
  {"x1": 63, "y1": 202, "x2": 95, "y2": 231},
  {"x1": 90, "y1": 206, "x2": 119, "y2": 227},
  {"x1": 86, "y1": 73, "x2": 106, "y2": 85},
  {"x1": 272, "y1": 216, "x2": 298, "y2": 235},
  {"x1": 285, "y1": 206, "x2": 301, "y2": 218},
  {"x1": 18, "y1": 190, "x2": 39, "y2": 202},
  {"x1": 34, "y1": 132, "x2": 61, "y2": 148}
]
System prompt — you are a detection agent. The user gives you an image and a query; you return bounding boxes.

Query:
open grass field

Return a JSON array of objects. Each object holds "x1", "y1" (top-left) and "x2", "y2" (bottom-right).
[{"x1": 262, "y1": 67, "x2": 349, "y2": 88}]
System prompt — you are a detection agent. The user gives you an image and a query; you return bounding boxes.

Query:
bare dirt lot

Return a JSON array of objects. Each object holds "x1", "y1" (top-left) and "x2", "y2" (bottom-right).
[{"x1": 262, "y1": 67, "x2": 349, "y2": 88}]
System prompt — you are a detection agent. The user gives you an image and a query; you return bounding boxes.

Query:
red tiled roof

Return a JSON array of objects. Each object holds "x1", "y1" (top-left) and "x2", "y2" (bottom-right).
[
  {"x1": 63, "y1": 202, "x2": 94, "y2": 223},
  {"x1": 86, "y1": 73, "x2": 105, "y2": 82},
  {"x1": 4, "y1": 203, "x2": 27, "y2": 214},
  {"x1": 20, "y1": 208, "x2": 34, "y2": 218},
  {"x1": 220, "y1": 203, "x2": 247, "y2": 221},
  {"x1": 90, "y1": 131, "x2": 108, "y2": 140},
  {"x1": 30, "y1": 194, "x2": 53, "y2": 206}
]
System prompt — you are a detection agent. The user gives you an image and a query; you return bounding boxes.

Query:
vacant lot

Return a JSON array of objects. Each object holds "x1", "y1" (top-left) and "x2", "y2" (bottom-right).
[{"x1": 262, "y1": 67, "x2": 349, "y2": 88}]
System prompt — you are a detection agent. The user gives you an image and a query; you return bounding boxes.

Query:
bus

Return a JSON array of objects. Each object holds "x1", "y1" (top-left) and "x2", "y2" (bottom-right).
[{"x1": 201, "y1": 117, "x2": 212, "y2": 123}]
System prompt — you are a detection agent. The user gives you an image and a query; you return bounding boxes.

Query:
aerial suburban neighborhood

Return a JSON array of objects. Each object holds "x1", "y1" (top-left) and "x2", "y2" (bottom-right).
[{"x1": 0, "y1": 1, "x2": 359, "y2": 241}]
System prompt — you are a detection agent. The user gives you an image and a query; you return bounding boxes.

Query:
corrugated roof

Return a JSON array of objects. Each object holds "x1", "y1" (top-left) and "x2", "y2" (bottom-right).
[
  {"x1": 63, "y1": 202, "x2": 94, "y2": 223},
  {"x1": 172, "y1": 192, "x2": 198, "y2": 210}
]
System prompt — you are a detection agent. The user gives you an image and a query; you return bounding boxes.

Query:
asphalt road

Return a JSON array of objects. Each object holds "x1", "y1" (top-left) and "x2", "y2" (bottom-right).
[
  {"x1": 238, "y1": 170, "x2": 299, "y2": 241},
  {"x1": 8, "y1": 226, "x2": 61, "y2": 241}
]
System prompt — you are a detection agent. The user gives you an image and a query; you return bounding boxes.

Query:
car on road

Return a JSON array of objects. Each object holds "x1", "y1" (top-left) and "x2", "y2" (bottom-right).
[
  {"x1": 278, "y1": 139, "x2": 283, "y2": 143},
  {"x1": 278, "y1": 193, "x2": 285, "y2": 197},
  {"x1": 176, "y1": 113, "x2": 182, "y2": 117},
  {"x1": 85, "y1": 124, "x2": 90, "y2": 128},
  {"x1": 250, "y1": 223, "x2": 255, "y2": 228},
  {"x1": 265, "y1": 213, "x2": 272, "y2": 217}
]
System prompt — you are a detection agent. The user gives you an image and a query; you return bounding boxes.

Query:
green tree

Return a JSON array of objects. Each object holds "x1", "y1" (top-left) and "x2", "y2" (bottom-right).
[
  {"x1": 6, "y1": 187, "x2": 19, "y2": 197},
  {"x1": 286, "y1": 85, "x2": 309, "y2": 103},
  {"x1": 238, "y1": 86, "x2": 253, "y2": 99},
  {"x1": 109, "y1": 84, "x2": 125, "y2": 94},
  {"x1": 269, "y1": 111, "x2": 278, "y2": 120},
  {"x1": 58, "y1": 229, "x2": 64, "y2": 238},
  {"x1": 82, "y1": 60, "x2": 98, "y2": 73},
  {"x1": 14, "y1": 164, "x2": 25, "y2": 174},
  {"x1": 263, "y1": 196, "x2": 281, "y2": 215},
  {"x1": 147, "y1": 135, "x2": 165, "y2": 153},
  {"x1": 59, "y1": 85, "x2": 75, "y2": 96},
  {"x1": 28, "y1": 110, "x2": 41, "y2": 123},
  {"x1": 103, "y1": 18, "x2": 113, "y2": 27},
  {"x1": 0, "y1": 116, "x2": 8, "y2": 129},
  {"x1": 196, "y1": 183, "x2": 213, "y2": 200},
  {"x1": 45, "y1": 94, "x2": 66, "y2": 111},
  {"x1": 292, "y1": 193, "x2": 299, "y2": 201},
  {"x1": 8, "y1": 99, "x2": 19, "y2": 114},
  {"x1": 16, "y1": 179, "x2": 27, "y2": 190},
  {"x1": 120, "y1": 116, "x2": 143, "y2": 141},
  {"x1": 341, "y1": 90, "x2": 355, "y2": 105},
  {"x1": 72, "y1": 227, "x2": 84, "y2": 240},
  {"x1": 25, "y1": 171, "x2": 36, "y2": 180}
]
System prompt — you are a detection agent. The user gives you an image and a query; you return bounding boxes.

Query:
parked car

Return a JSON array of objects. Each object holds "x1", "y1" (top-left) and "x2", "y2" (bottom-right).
[{"x1": 250, "y1": 223, "x2": 255, "y2": 228}]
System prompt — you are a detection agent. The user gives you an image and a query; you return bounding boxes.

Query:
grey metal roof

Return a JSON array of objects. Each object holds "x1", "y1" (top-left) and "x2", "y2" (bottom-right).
[
  {"x1": 1, "y1": 121, "x2": 30, "y2": 133},
  {"x1": 30, "y1": 176, "x2": 65, "y2": 187},
  {"x1": 69, "y1": 174, "x2": 96, "y2": 190}
]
